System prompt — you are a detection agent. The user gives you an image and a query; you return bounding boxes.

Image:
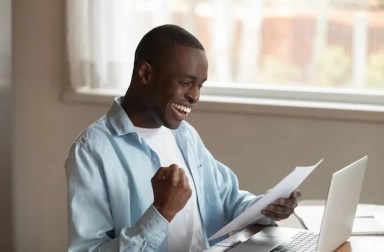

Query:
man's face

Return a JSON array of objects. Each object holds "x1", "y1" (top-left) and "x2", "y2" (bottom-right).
[{"x1": 146, "y1": 45, "x2": 208, "y2": 129}]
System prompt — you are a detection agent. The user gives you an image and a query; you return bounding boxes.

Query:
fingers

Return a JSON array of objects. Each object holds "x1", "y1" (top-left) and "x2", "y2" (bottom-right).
[
  {"x1": 153, "y1": 164, "x2": 189, "y2": 185},
  {"x1": 167, "y1": 164, "x2": 189, "y2": 185},
  {"x1": 263, "y1": 202, "x2": 295, "y2": 215},
  {"x1": 291, "y1": 189, "x2": 302, "y2": 199},
  {"x1": 262, "y1": 189, "x2": 301, "y2": 221},
  {"x1": 181, "y1": 169, "x2": 189, "y2": 187},
  {"x1": 262, "y1": 208, "x2": 292, "y2": 221},
  {"x1": 167, "y1": 164, "x2": 180, "y2": 184},
  {"x1": 154, "y1": 167, "x2": 169, "y2": 180},
  {"x1": 151, "y1": 164, "x2": 191, "y2": 222},
  {"x1": 277, "y1": 197, "x2": 298, "y2": 208},
  {"x1": 276, "y1": 189, "x2": 301, "y2": 208}
]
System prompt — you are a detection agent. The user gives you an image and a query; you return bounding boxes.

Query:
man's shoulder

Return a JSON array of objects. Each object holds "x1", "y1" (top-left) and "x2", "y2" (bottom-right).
[{"x1": 73, "y1": 115, "x2": 111, "y2": 150}]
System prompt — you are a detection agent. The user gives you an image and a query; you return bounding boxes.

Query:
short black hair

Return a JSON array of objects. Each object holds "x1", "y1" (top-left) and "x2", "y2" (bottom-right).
[{"x1": 133, "y1": 24, "x2": 205, "y2": 71}]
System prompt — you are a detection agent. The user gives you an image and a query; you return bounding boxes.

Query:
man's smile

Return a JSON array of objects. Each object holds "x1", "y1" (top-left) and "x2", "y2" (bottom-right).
[{"x1": 172, "y1": 103, "x2": 191, "y2": 115}]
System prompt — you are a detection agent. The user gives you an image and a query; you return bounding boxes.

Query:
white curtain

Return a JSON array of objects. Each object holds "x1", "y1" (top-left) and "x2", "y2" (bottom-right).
[
  {"x1": 67, "y1": 0, "x2": 143, "y2": 90},
  {"x1": 66, "y1": 0, "x2": 204, "y2": 91},
  {"x1": 66, "y1": 0, "x2": 244, "y2": 91}
]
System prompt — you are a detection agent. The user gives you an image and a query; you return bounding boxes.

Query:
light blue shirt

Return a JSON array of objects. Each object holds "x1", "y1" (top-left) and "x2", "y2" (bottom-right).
[{"x1": 66, "y1": 97, "x2": 271, "y2": 252}]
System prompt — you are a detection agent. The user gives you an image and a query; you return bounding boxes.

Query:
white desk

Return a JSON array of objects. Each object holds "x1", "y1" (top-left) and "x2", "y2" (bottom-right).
[{"x1": 205, "y1": 200, "x2": 384, "y2": 252}]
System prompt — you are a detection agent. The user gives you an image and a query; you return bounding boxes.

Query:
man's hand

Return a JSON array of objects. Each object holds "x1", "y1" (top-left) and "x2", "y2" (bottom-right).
[
  {"x1": 152, "y1": 164, "x2": 192, "y2": 222},
  {"x1": 261, "y1": 189, "x2": 301, "y2": 221}
]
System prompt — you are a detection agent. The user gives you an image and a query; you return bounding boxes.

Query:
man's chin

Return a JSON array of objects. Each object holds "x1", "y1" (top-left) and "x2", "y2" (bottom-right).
[{"x1": 164, "y1": 120, "x2": 182, "y2": 130}]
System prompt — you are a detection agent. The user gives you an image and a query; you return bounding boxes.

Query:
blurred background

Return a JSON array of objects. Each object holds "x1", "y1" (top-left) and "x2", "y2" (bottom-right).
[{"x1": 1, "y1": 0, "x2": 384, "y2": 251}]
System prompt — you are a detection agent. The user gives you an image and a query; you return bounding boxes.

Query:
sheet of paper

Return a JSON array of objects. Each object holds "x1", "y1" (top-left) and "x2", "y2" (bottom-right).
[
  {"x1": 209, "y1": 159, "x2": 323, "y2": 240},
  {"x1": 295, "y1": 204, "x2": 384, "y2": 235}
]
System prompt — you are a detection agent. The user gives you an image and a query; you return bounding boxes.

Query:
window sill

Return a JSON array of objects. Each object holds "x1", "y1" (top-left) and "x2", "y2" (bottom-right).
[{"x1": 62, "y1": 87, "x2": 384, "y2": 123}]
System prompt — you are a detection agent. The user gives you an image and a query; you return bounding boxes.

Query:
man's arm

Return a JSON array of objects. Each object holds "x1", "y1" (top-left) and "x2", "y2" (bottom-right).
[{"x1": 65, "y1": 143, "x2": 168, "y2": 252}]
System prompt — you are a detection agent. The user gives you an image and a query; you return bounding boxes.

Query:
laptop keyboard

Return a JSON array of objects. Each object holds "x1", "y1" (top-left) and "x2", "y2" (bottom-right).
[{"x1": 270, "y1": 231, "x2": 318, "y2": 252}]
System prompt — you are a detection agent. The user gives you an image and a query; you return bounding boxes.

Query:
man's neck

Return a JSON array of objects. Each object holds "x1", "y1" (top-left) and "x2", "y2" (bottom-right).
[{"x1": 122, "y1": 91, "x2": 161, "y2": 129}]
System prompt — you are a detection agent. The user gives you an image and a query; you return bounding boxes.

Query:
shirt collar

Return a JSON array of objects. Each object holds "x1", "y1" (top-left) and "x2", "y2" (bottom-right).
[{"x1": 106, "y1": 96, "x2": 137, "y2": 136}]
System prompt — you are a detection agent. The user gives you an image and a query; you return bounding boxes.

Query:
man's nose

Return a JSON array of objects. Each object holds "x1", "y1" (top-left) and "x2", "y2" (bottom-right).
[{"x1": 186, "y1": 85, "x2": 200, "y2": 104}]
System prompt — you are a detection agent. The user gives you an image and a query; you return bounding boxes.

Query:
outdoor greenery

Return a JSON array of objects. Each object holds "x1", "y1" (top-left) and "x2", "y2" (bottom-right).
[
  {"x1": 366, "y1": 47, "x2": 384, "y2": 88},
  {"x1": 315, "y1": 46, "x2": 351, "y2": 87}
]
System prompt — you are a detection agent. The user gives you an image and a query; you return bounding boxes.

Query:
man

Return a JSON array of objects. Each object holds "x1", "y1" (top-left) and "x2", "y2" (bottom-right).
[{"x1": 66, "y1": 24, "x2": 300, "y2": 252}]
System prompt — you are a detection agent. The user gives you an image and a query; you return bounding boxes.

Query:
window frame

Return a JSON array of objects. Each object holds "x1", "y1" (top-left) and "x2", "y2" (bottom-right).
[{"x1": 62, "y1": 82, "x2": 384, "y2": 124}]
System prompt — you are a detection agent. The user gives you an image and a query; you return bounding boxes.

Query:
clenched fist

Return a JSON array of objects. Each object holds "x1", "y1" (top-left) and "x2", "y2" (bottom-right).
[{"x1": 152, "y1": 164, "x2": 192, "y2": 222}]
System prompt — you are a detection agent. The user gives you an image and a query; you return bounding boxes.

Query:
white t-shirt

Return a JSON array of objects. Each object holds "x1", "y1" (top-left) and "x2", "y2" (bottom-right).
[{"x1": 135, "y1": 126, "x2": 206, "y2": 252}]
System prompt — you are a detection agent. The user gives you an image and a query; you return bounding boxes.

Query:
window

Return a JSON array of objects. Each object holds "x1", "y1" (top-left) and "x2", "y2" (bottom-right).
[{"x1": 66, "y1": 0, "x2": 384, "y2": 106}]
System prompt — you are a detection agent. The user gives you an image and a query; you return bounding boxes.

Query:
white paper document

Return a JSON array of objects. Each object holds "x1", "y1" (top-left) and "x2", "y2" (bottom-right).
[{"x1": 208, "y1": 159, "x2": 323, "y2": 240}]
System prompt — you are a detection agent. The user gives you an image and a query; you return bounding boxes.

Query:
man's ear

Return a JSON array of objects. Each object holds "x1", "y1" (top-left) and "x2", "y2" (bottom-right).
[{"x1": 137, "y1": 61, "x2": 152, "y2": 84}]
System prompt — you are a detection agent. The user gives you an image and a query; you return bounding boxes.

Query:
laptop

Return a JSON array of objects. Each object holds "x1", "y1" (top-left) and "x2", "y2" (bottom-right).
[{"x1": 228, "y1": 156, "x2": 368, "y2": 252}]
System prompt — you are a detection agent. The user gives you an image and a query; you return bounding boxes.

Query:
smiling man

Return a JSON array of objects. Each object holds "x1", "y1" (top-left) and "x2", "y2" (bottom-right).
[{"x1": 65, "y1": 24, "x2": 300, "y2": 252}]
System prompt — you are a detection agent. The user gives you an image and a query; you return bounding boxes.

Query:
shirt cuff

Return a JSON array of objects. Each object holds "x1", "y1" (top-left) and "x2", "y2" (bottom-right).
[
  {"x1": 138, "y1": 205, "x2": 168, "y2": 245},
  {"x1": 120, "y1": 205, "x2": 169, "y2": 248}
]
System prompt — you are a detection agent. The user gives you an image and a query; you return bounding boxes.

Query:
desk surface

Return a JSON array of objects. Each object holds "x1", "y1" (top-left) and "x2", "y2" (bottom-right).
[{"x1": 205, "y1": 200, "x2": 384, "y2": 252}]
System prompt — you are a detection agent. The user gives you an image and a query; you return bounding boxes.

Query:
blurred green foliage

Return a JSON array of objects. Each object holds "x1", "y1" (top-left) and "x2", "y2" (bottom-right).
[
  {"x1": 314, "y1": 45, "x2": 351, "y2": 87},
  {"x1": 366, "y1": 47, "x2": 384, "y2": 88}
]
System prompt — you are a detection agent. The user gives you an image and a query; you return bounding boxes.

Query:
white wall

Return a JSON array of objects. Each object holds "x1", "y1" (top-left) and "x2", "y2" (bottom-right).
[
  {"x1": 0, "y1": 0, "x2": 12, "y2": 251},
  {"x1": 189, "y1": 108, "x2": 384, "y2": 204},
  {"x1": 11, "y1": 0, "x2": 384, "y2": 251},
  {"x1": 12, "y1": 0, "x2": 104, "y2": 251}
]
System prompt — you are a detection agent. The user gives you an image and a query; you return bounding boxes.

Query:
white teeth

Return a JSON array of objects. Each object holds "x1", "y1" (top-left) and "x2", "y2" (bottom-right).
[{"x1": 173, "y1": 103, "x2": 191, "y2": 114}]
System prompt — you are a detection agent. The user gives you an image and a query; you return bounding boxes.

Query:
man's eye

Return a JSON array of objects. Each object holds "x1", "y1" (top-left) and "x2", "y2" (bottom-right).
[{"x1": 179, "y1": 80, "x2": 192, "y2": 85}]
